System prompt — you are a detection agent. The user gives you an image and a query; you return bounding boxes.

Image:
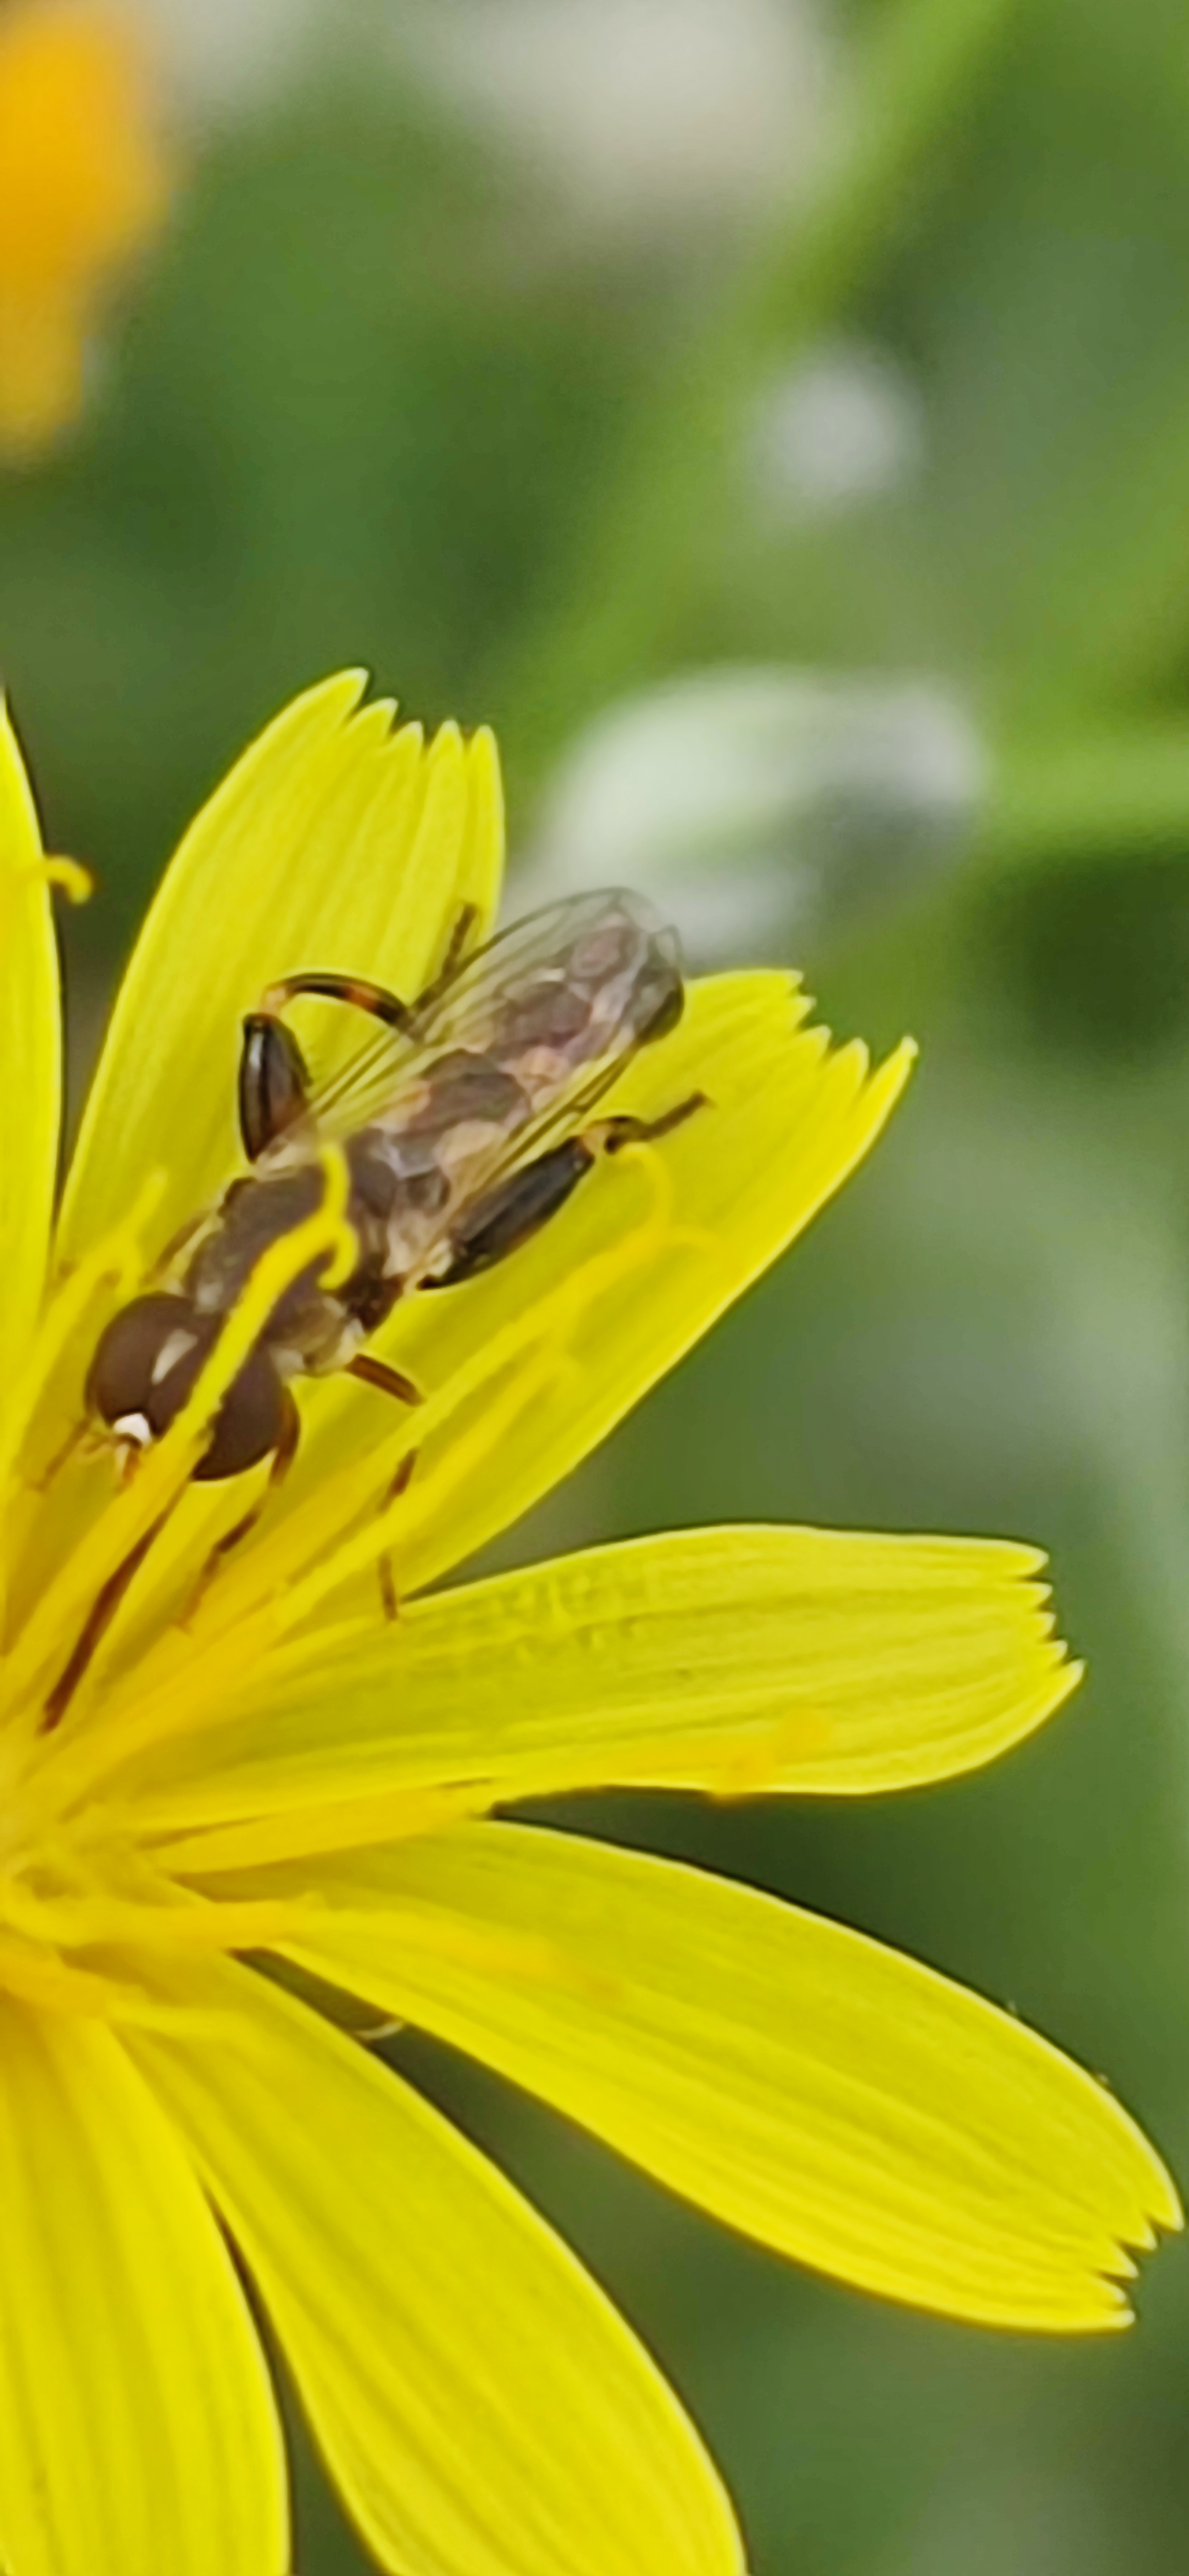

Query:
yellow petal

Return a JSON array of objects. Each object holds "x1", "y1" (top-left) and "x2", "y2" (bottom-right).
[
  {"x1": 0, "y1": 700, "x2": 60, "y2": 1378},
  {"x1": 58, "y1": 675, "x2": 504, "y2": 1270},
  {"x1": 139, "y1": 971, "x2": 912, "y2": 1641},
  {"x1": 277, "y1": 1824, "x2": 1181, "y2": 2335},
  {"x1": 120, "y1": 1525, "x2": 1076, "y2": 1857},
  {"x1": 330, "y1": 974, "x2": 911, "y2": 1590},
  {"x1": 0, "y1": 1994, "x2": 286, "y2": 2576},
  {"x1": 126, "y1": 1957, "x2": 743, "y2": 2576}
]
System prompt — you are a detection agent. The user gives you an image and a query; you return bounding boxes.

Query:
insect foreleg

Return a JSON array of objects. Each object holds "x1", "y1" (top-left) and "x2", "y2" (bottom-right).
[
  {"x1": 424, "y1": 1093, "x2": 708, "y2": 1290},
  {"x1": 256, "y1": 972, "x2": 417, "y2": 1033},
  {"x1": 239, "y1": 1013, "x2": 314, "y2": 1160},
  {"x1": 241, "y1": 973, "x2": 421, "y2": 1161}
]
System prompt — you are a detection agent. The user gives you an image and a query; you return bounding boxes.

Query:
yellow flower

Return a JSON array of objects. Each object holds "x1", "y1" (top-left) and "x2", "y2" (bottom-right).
[
  {"x1": 0, "y1": 4, "x2": 170, "y2": 456},
  {"x1": 0, "y1": 672, "x2": 1177, "y2": 2576}
]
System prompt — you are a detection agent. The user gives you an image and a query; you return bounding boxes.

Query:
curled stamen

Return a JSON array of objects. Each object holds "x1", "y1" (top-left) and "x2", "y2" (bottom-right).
[
  {"x1": 40, "y1": 855, "x2": 94, "y2": 905},
  {"x1": 315, "y1": 1142, "x2": 358, "y2": 1290}
]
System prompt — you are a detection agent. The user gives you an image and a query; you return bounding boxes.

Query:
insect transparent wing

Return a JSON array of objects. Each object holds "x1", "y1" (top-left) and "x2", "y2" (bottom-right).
[
  {"x1": 271, "y1": 890, "x2": 680, "y2": 1153},
  {"x1": 259, "y1": 889, "x2": 686, "y2": 1287}
]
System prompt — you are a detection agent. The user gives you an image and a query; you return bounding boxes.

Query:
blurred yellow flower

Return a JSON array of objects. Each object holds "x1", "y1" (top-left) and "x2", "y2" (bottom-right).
[
  {"x1": 0, "y1": 3, "x2": 170, "y2": 455},
  {"x1": 0, "y1": 674, "x2": 1178, "y2": 2576}
]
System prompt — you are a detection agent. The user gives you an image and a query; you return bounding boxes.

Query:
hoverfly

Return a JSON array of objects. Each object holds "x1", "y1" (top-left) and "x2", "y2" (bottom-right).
[{"x1": 86, "y1": 890, "x2": 705, "y2": 1495}]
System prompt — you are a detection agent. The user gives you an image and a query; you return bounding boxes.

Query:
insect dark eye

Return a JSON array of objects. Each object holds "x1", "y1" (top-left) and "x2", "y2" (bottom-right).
[
  {"x1": 192, "y1": 1347, "x2": 287, "y2": 1479},
  {"x1": 86, "y1": 1294, "x2": 200, "y2": 1435},
  {"x1": 87, "y1": 1292, "x2": 286, "y2": 1478}
]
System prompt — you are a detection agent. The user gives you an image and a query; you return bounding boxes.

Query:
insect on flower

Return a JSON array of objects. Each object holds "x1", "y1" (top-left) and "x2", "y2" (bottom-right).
[
  {"x1": 0, "y1": 680, "x2": 1178, "y2": 2576},
  {"x1": 85, "y1": 890, "x2": 705, "y2": 1504}
]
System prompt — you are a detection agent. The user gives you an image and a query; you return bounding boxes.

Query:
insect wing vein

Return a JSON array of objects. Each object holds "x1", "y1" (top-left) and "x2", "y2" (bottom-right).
[
  {"x1": 259, "y1": 891, "x2": 683, "y2": 1282},
  {"x1": 274, "y1": 891, "x2": 676, "y2": 1135}
]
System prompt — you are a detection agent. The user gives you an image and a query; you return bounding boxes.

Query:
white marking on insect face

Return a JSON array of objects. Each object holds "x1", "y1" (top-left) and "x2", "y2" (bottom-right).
[{"x1": 112, "y1": 1411, "x2": 152, "y2": 1446}]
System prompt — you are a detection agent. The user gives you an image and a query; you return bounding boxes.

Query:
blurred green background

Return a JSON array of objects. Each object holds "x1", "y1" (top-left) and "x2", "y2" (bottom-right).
[{"x1": 8, "y1": 0, "x2": 1189, "y2": 2566}]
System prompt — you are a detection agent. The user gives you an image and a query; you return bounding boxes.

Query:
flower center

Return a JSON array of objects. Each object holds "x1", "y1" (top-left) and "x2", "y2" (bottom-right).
[{"x1": 0, "y1": 1186, "x2": 362, "y2": 2012}]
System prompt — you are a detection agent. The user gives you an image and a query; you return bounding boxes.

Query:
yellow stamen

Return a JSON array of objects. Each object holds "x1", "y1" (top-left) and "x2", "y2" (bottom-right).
[
  {"x1": 168, "y1": 1152, "x2": 716, "y2": 1667},
  {"x1": 0, "y1": 1176, "x2": 359, "y2": 1729},
  {"x1": 150, "y1": 1710, "x2": 833, "y2": 1881},
  {"x1": 32, "y1": 1166, "x2": 723, "y2": 1812},
  {"x1": 0, "y1": 1171, "x2": 167, "y2": 1498},
  {"x1": 157, "y1": 1783, "x2": 496, "y2": 1878},
  {"x1": 315, "y1": 1143, "x2": 357, "y2": 1291},
  {"x1": 0, "y1": 1870, "x2": 304, "y2": 1958},
  {"x1": 0, "y1": 1926, "x2": 140, "y2": 2015}
]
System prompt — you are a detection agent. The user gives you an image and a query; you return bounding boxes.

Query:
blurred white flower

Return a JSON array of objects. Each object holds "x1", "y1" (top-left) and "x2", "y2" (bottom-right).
[
  {"x1": 400, "y1": 0, "x2": 828, "y2": 233},
  {"x1": 753, "y1": 339, "x2": 926, "y2": 519},
  {"x1": 129, "y1": 0, "x2": 324, "y2": 121},
  {"x1": 521, "y1": 667, "x2": 983, "y2": 961}
]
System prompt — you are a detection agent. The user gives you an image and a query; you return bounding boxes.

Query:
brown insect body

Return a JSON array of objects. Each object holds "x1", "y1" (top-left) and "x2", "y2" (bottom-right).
[{"x1": 87, "y1": 893, "x2": 695, "y2": 1482}]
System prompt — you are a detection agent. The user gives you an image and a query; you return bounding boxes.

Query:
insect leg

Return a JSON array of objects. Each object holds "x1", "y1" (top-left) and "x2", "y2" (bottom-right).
[
  {"x1": 339, "y1": 1358, "x2": 420, "y2": 1610},
  {"x1": 425, "y1": 1138, "x2": 599, "y2": 1288},
  {"x1": 181, "y1": 1385, "x2": 301, "y2": 1622},
  {"x1": 425, "y1": 1092, "x2": 711, "y2": 1290},
  {"x1": 256, "y1": 972, "x2": 417, "y2": 1033},
  {"x1": 597, "y1": 1090, "x2": 710, "y2": 1152},
  {"x1": 346, "y1": 1352, "x2": 424, "y2": 1407},
  {"x1": 241, "y1": 973, "x2": 420, "y2": 1162},
  {"x1": 241, "y1": 964, "x2": 431, "y2": 1160},
  {"x1": 414, "y1": 901, "x2": 481, "y2": 1010},
  {"x1": 377, "y1": 1447, "x2": 418, "y2": 1622},
  {"x1": 150, "y1": 1207, "x2": 216, "y2": 1280}
]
